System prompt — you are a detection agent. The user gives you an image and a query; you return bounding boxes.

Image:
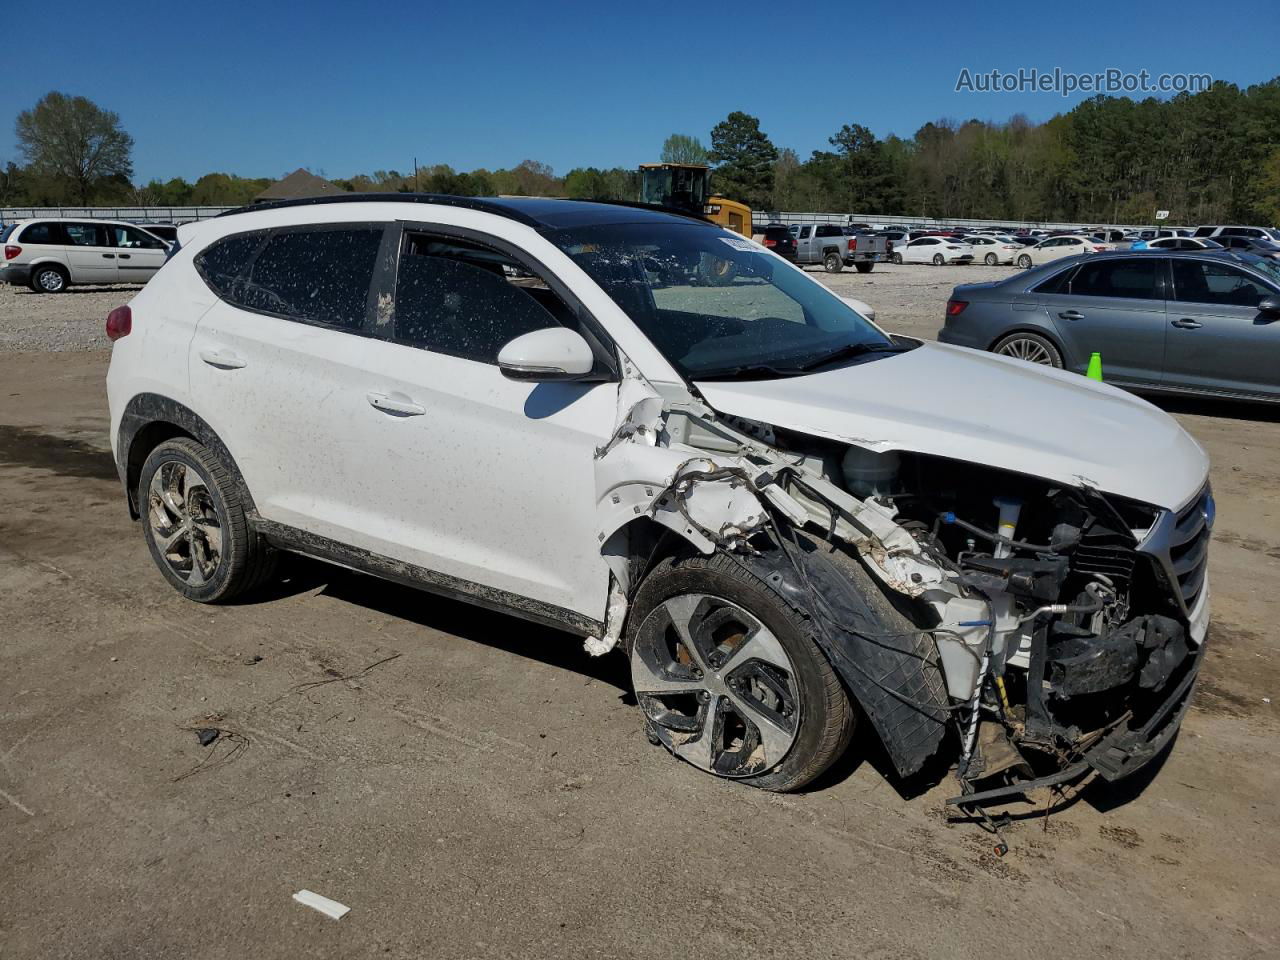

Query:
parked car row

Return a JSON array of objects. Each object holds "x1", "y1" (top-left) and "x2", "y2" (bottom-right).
[{"x1": 1, "y1": 218, "x2": 172, "y2": 292}]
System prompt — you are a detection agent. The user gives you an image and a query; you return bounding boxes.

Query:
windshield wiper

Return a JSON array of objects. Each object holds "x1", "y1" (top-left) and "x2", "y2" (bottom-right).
[
  {"x1": 694, "y1": 363, "x2": 808, "y2": 381},
  {"x1": 797, "y1": 340, "x2": 906, "y2": 371}
]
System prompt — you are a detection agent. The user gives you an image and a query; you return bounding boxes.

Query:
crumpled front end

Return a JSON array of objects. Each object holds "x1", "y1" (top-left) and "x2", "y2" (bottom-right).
[{"x1": 589, "y1": 357, "x2": 1212, "y2": 796}]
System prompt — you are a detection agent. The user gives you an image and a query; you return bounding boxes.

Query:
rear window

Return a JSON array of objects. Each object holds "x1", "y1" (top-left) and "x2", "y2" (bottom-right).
[
  {"x1": 0, "y1": 224, "x2": 15, "y2": 242},
  {"x1": 763, "y1": 226, "x2": 791, "y2": 240}
]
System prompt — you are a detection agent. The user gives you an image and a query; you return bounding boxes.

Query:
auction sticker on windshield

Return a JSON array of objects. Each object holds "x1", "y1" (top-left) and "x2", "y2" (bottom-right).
[{"x1": 719, "y1": 237, "x2": 757, "y2": 252}]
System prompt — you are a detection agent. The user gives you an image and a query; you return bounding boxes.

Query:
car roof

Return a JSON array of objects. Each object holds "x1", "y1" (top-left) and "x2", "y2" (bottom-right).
[{"x1": 219, "y1": 193, "x2": 711, "y2": 231}]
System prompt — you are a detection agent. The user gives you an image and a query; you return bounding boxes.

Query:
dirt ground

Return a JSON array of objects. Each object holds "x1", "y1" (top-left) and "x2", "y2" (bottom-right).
[{"x1": 1, "y1": 265, "x2": 1278, "y2": 959}]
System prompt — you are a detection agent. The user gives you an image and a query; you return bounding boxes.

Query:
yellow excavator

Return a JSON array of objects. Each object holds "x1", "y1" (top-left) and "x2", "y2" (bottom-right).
[{"x1": 638, "y1": 163, "x2": 752, "y2": 236}]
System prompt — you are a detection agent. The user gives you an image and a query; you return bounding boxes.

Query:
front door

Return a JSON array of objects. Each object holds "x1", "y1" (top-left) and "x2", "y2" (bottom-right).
[
  {"x1": 62, "y1": 222, "x2": 118, "y2": 283},
  {"x1": 1042, "y1": 256, "x2": 1169, "y2": 383},
  {"x1": 1163, "y1": 258, "x2": 1280, "y2": 399},
  {"x1": 351, "y1": 227, "x2": 617, "y2": 619},
  {"x1": 108, "y1": 223, "x2": 168, "y2": 283}
]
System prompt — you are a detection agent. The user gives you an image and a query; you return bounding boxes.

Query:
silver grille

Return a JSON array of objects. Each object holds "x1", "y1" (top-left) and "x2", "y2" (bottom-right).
[{"x1": 1139, "y1": 484, "x2": 1212, "y2": 614}]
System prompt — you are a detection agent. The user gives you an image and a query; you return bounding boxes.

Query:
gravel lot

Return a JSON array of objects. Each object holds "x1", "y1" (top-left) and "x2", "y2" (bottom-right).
[{"x1": 1, "y1": 263, "x2": 1278, "y2": 959}]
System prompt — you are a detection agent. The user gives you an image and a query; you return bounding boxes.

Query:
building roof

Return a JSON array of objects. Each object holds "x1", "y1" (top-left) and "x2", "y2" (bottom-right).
[{"x1": 252, "y1": 168, "x2": 346, "y2": 203}]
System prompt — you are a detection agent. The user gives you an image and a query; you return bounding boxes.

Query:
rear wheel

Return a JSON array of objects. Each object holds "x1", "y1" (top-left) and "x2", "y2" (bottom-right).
[
  {"x1": 627, "y1": 553, "x2": 855, "y2": 792},
  {"x1": 891, "y1": 253, "x2": 903, "y2": 265},
  {"x1": 932, "y1": 253, "x2": 945, "y2": 266},
  {"x1": 1017, "y1": 253, "x2": 1033, "y2": 268},
  {"x1": 138, "y1": 438, "x2": 277, "y2": 602},
  {"x1": 854, "y1": 261, "x2": 874, "y2": 274},
  {"x1": 984, "y1": 253, "x2": 998, "y2": 266},
  {"x1": 992, "y1": 331, "x2": 1064, "y2": 368},
  {"x1": 823, "y1": 252, "x2": 843, "y2": 273},
  {"x1": 30, "y1": 264, "x2": 67, "y2": 293}
]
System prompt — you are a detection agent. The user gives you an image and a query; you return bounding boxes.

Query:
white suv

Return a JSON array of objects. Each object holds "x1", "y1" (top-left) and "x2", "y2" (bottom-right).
[
  {"x1": 106, "y1": 196, "x2": 1212, "y2": 798},
  {"x1": 1, "y1": 217, "x2": 169, "y2": 292}
]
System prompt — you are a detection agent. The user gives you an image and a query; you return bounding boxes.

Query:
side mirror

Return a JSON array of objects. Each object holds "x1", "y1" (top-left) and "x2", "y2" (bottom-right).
[
  {"x1": 839, "y1": 296, "x2": 876, "y2": 322},
  {"x1": 498, "y1": 327, "x2": 595, "y2": 382},
  {"x1": 1258, "y1": 296, "x2": 1280, "y2": 316}
]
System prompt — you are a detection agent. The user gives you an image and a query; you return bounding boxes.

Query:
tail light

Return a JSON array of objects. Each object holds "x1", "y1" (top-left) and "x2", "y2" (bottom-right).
[
  {"x1": 763, "y1": 237, "x2": 776, "y2": 247},
  {"x1": 3, "y1": 245, "x2": 20, "y2": 260},
  {"x1": 105, "y1": 305, "x2": 132, "y2": 341},
  {"x1": 848, "y1": 237, "x2": 858, "y2": 252},
  {"x1": 946, "y1": 299, "x2": 968, "y2": 316}
]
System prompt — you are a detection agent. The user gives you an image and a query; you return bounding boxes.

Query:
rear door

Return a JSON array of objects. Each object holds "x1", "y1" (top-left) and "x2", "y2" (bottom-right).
[
  {"x1": 62, "y1": 222, "x2": 118, "y2": 283},
  {"x1": 1042, "y1": 256, "x2": 1168, "y2": 382},
  {"x1": 796, "y1": 225, "x2": 813, "y2": 261},
  {"x1": 1163, "y1": 258, "x2": 1280, "y2": 399},
  {"x1": 108, "y1": 224, "x2": 168, "y2": 282},
  {"x1": 188, "y1": 223, "x2": 389, "y2": 544}
]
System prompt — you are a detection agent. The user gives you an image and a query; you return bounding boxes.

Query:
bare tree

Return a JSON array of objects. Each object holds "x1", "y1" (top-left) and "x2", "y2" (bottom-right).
[{"x1": 15, "y1": 92, "x2": 134, "y2": 203}]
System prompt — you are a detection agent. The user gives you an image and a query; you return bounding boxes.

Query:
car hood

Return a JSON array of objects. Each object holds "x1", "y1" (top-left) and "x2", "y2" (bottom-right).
[{"x1": 694, "y1": 341, "x2": 1208, "y2": 510}]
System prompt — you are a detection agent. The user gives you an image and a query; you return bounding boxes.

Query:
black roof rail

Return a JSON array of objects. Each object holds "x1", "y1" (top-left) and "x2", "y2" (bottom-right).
[{"x1": 215, "y1": 193, "x2": 546, "y2": 228}]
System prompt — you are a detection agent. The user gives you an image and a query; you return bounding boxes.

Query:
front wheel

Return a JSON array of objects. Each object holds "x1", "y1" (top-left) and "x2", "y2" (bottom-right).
[
  {"x1": 984, "y1": 253, "x2": 998, "y2": 266},
  {"x1": 891, "y1": 253, "x2": 903, "y2": 265},
  {"x1": 992, "y1": 331, "x2": 1064, "y2": 368},
  {"x1": 627, "y1": 553, "x2": 855, "y2": 792},
  {"x1": 932, "y1": 254, "x2": 945, "y2": 266},
  {"x1": 854, "y1": 261, "x2": 874, "y2": 274},
  {"x1": 823, "y1": 252, "x2": 843, "y2": 273},
  {"x1": 1017, "y1": 254, "x2": 1033, "y2": 269}
]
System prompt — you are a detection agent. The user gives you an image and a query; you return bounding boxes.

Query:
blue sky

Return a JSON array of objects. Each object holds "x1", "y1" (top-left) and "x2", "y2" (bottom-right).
[{"x1": 3, "y1": 0, "x2": 1276, "y2": 183}]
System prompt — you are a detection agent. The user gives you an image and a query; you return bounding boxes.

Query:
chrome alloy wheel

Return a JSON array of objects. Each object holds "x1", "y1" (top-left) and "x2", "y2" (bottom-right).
[
  {"x1": 36, "y1": 268, "x2": 65, "y2": 292},
  {"x1": 631, "y1": 594, "x2": 801, "y2": 778},
  {"x1": 147, "y1": 460, "x2": 223, "y2": 586},
  {"x1": 995, "y1": 336, "x2": 1055, "y2": 365}
]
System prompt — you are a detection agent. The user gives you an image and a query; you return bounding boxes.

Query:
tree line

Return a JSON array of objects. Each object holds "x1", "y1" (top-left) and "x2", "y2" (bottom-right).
[{"x1": 6, "y1": 83, "x2": 1280, "y2": 225}]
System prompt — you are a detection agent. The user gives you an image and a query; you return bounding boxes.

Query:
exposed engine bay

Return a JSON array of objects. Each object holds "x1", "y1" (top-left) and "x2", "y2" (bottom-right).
[{"x1": 594, "y1": 360, "x2": 1211, "y2": 812}]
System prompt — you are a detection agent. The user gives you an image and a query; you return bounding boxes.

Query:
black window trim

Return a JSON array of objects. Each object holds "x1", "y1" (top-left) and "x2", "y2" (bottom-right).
[
  {"x1": 383, "y1": 219, "x2": 619, "y2": 380},
  {"x1": 194, "y1": 221, "x2": 389, "y2": 337}
]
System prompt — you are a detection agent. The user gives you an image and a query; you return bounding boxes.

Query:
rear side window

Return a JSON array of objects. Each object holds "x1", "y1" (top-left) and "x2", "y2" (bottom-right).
[
  {"x1": 194, "y1": 230, "x2": 270, "y2": 298},
  {"x1": 1171, "y1": 260, "x2": 1273, "y2": 307},
  {"x1": 18, "y1": 221, "x2": 64, "y2": 245},
  {"x1": 1033, "y1": 266, "x2": 1076, "y2": 295},
  {"x1": 241, "y1": 227, "x2": 382, "y2": 329},
  {"x1": 64, "y1": 222, "x2": 108, "y2": 246},
  {"x1": 1069, "y1": 259, "x2": 1163, "y2": 300},
  {"x1": 392, "y1": 234, "x2": 566, "y2": 363}
]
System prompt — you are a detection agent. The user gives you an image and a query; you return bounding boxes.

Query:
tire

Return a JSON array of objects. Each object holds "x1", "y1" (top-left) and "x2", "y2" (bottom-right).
[
  {"x1": 932, "y1": 254, "x2": 945, "y2": 266},
  {"x1": 138, "y1": 438, "x2": 277, "y2": 602},
  {"x1": 626, "y1": 552, "x2": 855, "y2": 792},
  {"x1": 854, "y1": 261, "x2": 874, "y2": 274},
  {"x1": 984, "y1": 253, "x2": 998, "y2": 266},
  {"x1": 1017, "y1": 254, "x2": 1033, "y2": 269},
  {"x1": 992, "y1": 331, "x2": 1064, "y2": 368},
  {"x1": 891, "y1": 253, "x2": 903, "y2": 265},
  {"x1": 823, "y1": 251, "x2": 843, "y2": 273},
  {"x1": 29, "y1": 264, "x2": 68, "y2": 293}
]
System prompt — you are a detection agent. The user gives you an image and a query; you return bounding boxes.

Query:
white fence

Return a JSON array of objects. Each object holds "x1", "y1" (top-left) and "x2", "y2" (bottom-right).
[
  {"x1": 1, "y1": 206, "x2": 234, "y2": 224},
  {"x1": 1, "y1": 204, "x2": 1155, "y2": 234}
]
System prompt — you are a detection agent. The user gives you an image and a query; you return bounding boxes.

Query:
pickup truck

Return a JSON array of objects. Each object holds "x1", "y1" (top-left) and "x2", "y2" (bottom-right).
[{"x1": 789, "y1": 223, "x2": 886, "y2": 273}]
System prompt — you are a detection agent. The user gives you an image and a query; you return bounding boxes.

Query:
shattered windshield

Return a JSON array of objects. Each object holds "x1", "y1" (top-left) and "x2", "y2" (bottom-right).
[{"x1": 549, "y1": 222, "x2": 894, "y2": 379}]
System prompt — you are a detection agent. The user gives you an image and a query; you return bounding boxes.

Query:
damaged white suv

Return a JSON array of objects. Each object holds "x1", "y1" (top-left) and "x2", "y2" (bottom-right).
[{"x1": 106, "y1": 196, "x2": 1213, "y2": 801}]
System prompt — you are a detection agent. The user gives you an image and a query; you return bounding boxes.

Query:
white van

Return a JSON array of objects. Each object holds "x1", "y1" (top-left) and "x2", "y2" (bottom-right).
[{"x1": 1, "y1": 218, "x2": 170, "y2": 293}]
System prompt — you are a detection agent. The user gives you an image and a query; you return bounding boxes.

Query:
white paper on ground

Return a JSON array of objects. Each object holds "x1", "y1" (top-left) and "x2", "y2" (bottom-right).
[{"x1": 293, "y1": 889, "x2": 350, "y2": 920}]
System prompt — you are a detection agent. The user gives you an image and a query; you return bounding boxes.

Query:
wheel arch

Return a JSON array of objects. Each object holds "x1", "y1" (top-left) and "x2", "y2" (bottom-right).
[{"x1": 117, "y1": 394, "x2": 256, "y2": 520}]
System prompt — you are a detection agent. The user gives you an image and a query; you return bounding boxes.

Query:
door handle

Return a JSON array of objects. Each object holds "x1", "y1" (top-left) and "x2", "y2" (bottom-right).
[
  {"x1": 118, "y1": 253, "x2": 131, "y2": 260},
  {"x1": 1170, "y1": 318, "x2": 1203, "y2": 329},
  {"x1": 199, "y1": 349, "x2": 247, "y2": 370},
  {"x1": 367, "y1": 392, "x2": 426, "y2": 417},
  {"x1": 102, "y1": 253, "x2": 116, "y2": 259},
  {"x1": 1058, "y1": 310, "x2": 1085, "y2": 321}
]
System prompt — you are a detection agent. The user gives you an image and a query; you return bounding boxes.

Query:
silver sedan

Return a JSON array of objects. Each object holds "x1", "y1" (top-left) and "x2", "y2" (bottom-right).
[{"x1": 938, "y1": 249, "x2": 1280, "y2": 402}]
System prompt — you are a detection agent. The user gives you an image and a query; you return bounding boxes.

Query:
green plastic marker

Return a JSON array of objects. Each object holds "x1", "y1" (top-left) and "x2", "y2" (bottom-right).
[{"x1": 1086, "y1": 352, "x2": 1103, "y2": 381}]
